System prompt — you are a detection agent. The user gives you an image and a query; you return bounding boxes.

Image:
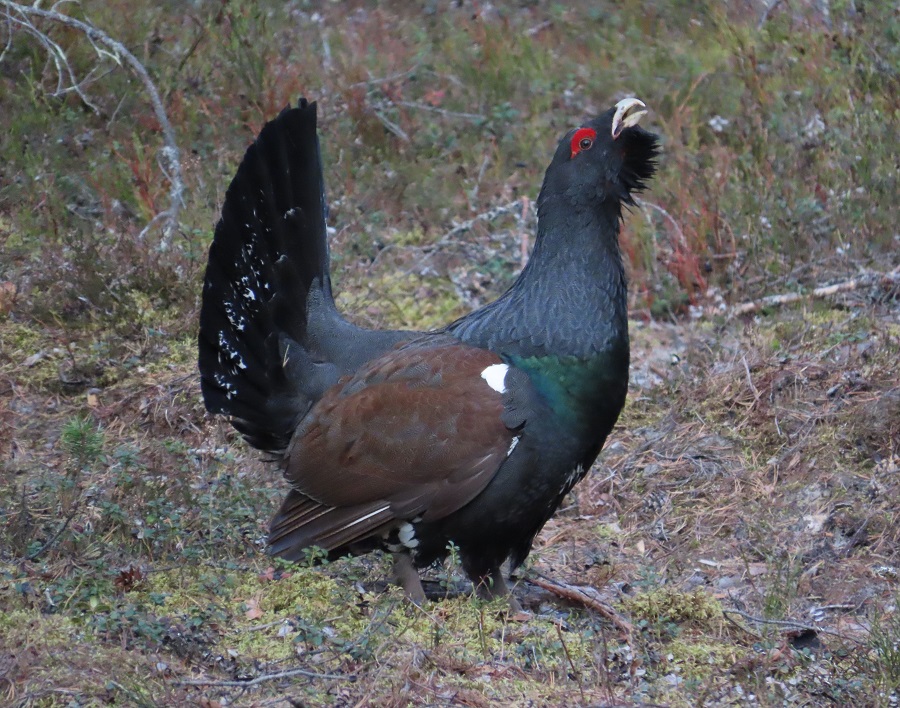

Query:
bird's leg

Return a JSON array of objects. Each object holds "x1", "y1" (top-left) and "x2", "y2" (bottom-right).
[
  {"x1": 474, "y1": 567, "x2": 522, "y2": 612},
  {"x1": 392, "y1": 552, "x2": 426, "y2": 605}
]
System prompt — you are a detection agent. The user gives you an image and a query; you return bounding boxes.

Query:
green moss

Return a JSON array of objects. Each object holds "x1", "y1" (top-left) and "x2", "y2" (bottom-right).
[
  {"x1": 664, "y1": 637, "x2": 746, "y2": 681},
  {"x1": 137, "y1": 333, "x2": 198, "y2": 374},
  {"x1": 138, "y1": 563, "x2": 599, "y2": 685},
  {"x1": 623, "y1": 587, "x2": 723, "y2": 627},
  {"x1": 0, "y1": 609, "x2": 86, "y2": 651},
  {"x1": 0, "y1": 608, "x2": 171, "y2": 702},
  {"x1": 337, "y1": 271, "x2": 466, "y2": 331},
  {"x1": 594, "y1": 522, "x2": 623, "y2": 541},
  {"x1": 389, "y1": 227, "x2": 428, "y2": 247},
  {"x1": 0, "y1": 320, "x2": 44, "y2": 352},
  {"x1": 0, "y1": 320, "x2": 63, "y2": 388}
]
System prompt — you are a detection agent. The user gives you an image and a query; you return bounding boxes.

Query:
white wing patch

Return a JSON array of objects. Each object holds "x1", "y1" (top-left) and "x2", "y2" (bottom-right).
[
  {"x1": 563, "y1": 464, "x2": 585, "y2": 494},
  {"x1": 507, "y1": 436, "x2": 519, "y2": 457},
  {"x1": 480, "y1": 363, "x2": 508, "y2": 394}
]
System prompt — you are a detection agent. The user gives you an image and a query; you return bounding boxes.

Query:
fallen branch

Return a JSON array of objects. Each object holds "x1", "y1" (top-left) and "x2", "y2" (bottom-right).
[
  {"x1": 371, "y1": 106, "x2": 411, "y2": 143},
  {"x1": 730, "y1": 268, "x2": 900, "y2": 316},
  {"x1": 172, "y1": 667, "x2": 354, "y2": 688},
  {"x1": 394, "y1": 99, "x2": 485, "y2": 122},
  {"x1": 526, "y1": 574, "x2": 634, "y2": 636},
  {"x1": 758, "y1": 0, "x2": 786, "y2": 29},
  {"x1": 427, "y1": 197, "x2": 536, "y2": 257},
  {"x1": 635, "y1": 197, "x2": 689, "y2": 253},
  {"x1": 241, "y1": 618, "x2": 293, "y2": 633},
  {"x1": 26, "y1": 489, "x2": 83, "y2": 561},
  {"x1": 722, "y1": 607, "x2": 864, "y2": 644},
  {"x1": 518, "y1": 196, "x2": 531, "y2": 270},
  {"x1": 0, "y1": 1, "x2": 184, "y2": 245}
]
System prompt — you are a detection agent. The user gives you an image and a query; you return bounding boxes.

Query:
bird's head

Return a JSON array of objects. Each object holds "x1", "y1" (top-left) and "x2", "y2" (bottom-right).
[{"x1": 540, "y1": 98, "x2": 659, "y2": 209}]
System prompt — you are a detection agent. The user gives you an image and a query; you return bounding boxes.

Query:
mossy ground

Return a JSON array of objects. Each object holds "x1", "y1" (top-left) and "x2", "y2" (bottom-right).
[{"x1": 1, "y1": 1, "x2": 898, "y2": 705}]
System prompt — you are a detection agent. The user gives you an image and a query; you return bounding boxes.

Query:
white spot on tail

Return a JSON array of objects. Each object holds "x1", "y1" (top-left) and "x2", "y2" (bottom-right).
[
  {"x1": 213, "y1": 373, "x2": 237, "y2": 399},
  {"x1": 217, "y1": 331, "x2": 246, "y2": 370},
  {"x1": 480, "y1": 363, "x2": 508, "y2": 394}
]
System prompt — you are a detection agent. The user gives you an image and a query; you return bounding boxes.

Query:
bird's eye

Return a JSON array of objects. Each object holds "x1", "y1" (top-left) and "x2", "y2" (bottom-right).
[{"x1": 569, "y1": 127, "x2": 598, "y2": 158}]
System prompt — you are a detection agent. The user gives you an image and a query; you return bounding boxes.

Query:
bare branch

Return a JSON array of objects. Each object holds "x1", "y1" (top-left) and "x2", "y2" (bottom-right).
[
  {"x1": 0, "y1": 1, "x2": 184, "y2": 245},
  {"x1": 758, "y1": 0, "x2": 785, "y2": 29},
  {"x1": 722, "y1": 607, "x2": 864, "y2": 643},
  {"x1": 371, "y1": 107, "x2": 411, "y2": 144},
  {"x1": 526, "y1": 573, "x2": 634, "y2": 636},
  {"x1": 635, "y1": 197, "x2": 689, "y2": 252},
  {"x1": 26, "y1": 490, "x2": 83, "y2": 561},
  {"x1": 0, "y1": 9, "x2": 13, "y2": 65},
  {"x1": 348, "y1": 66, "x2": 418, "y2": 88},
  {"x1": 730, "y1": 268, "x2": 900, "y2": 316},
  {"x1": 433, "y1": 198, "x2": 534, "y2": 251},
  {"x1": 394, "y1": 99, "x2": 485, "y2": 122},
  {"x1": 172, "y1": 667, "x2": 354, "y2": 687}
]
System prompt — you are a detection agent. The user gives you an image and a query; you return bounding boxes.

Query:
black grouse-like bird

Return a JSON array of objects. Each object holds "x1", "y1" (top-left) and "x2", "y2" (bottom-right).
[{"x1": 199, "y1": 98, "x2": 658, "y2": 605}]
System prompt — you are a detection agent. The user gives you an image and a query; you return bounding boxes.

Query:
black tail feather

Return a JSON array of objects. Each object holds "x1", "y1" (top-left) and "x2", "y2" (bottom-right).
[
  {"x1": 199, "y1": 99, "x2": 412, "y2": 454},
  {"x1": 199, "y1": 100, "x2": 335, "y2": 452},
  {"x1": 268, "y1": 489, "x2": 393, "y2": 560}
]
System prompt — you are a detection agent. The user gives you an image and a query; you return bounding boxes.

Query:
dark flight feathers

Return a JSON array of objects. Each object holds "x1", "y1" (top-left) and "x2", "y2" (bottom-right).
[{"x1": 269, "y1": 341, "x2": 520, "y2": 558}]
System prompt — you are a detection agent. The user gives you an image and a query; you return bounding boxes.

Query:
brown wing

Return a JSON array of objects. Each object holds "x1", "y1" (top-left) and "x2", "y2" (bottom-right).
[{"x1": 268, "y1": 341, "x2": 516, "y2": 559}]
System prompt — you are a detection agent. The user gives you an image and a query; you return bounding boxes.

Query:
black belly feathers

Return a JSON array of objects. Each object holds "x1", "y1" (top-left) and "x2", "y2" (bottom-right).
[{"x1": 198, "y1": 98, "x2": 659, "y2": 603}]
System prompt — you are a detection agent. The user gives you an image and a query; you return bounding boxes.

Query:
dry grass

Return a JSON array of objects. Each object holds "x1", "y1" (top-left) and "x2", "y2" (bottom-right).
[{"x1": 1, "y1": 0, "x2": 898, "y2": 705}]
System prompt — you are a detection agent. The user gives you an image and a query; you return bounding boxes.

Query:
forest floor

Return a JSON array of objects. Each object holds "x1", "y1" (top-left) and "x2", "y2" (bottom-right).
[
  {"x1": 1, "y1": 1, "x2": 898, "y2": 705},
  {"x1": 2, "y1": 297, "x2": 898, "y2": 706}
]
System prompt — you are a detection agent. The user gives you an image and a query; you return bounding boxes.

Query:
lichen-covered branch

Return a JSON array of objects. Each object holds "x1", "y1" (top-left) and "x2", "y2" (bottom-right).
[
  {"x1": 731, "y1": 268, "x2": 900, "y2": 316},
  {"x1": 0, "y1": 1, "x2": 184, "y2": 245}
]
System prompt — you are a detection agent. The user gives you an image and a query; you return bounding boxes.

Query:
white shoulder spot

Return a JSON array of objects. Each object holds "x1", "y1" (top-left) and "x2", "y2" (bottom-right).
[{"x1": 480, "y1": 363, "x2": 508, "y2": 394}]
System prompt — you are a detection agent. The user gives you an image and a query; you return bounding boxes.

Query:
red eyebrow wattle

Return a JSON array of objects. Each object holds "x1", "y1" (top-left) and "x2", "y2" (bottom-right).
[{"x1": 570, "y1": 127, "x2": 597, "y2": 158}]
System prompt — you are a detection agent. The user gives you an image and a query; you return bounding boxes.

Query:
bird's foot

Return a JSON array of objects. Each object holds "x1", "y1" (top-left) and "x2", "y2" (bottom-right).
[
  {"x1": 474, "y1": 567, "x2": 522, "y2": 613},
  {"x1": 392, "y1": 552, "x2": 426, "y2": 605}
]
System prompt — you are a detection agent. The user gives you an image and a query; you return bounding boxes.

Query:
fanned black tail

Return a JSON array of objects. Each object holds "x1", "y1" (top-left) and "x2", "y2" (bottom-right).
[
  {"x1": 199, "y1": 100, "x2": 410, "y2": 453},
  {"x1": 199, "y1": 100, "x2": 340, "y2": 452}
]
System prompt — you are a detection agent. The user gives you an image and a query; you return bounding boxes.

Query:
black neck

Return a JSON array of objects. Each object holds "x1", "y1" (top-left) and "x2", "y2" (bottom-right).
[{"x1": 449, "y1": 192, "x2": 629, "y2": 360}]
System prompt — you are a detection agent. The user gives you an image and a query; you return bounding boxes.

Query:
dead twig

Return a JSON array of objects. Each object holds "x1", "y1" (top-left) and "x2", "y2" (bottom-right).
[
  {"x1": 635, "y1": 197, "x2": 689, "y2": 252},
  {"x1": 242, "y1": 619, "x2": 293, "y2": 633},
  {"x1": 722, "y1": 607, "x2": 864, "y2": 643},
  {"x1": 371, "y1": 107, "x2": 411, "y2": 143},
  {"x1": 526, "y1": 574, "x2": 634, "y2": 636},
  {"x1": 432, "y1": 198, "x2": 535, "y2": 252},
  {"x1": 758, "y1": 0, "x2": 786, "y2": 29},
  {"x1": 374, "y1": 195, "x2": 539, "y2": 272},
  {"x1": 0, "y1": 1, "x2": 184, "y2": 245},
  {"x1": 26, "y1": 491, "x2": 83, "y2": 561},
  {"x1": 393, "y1": 99, "x2": 485, "y2": 122},
  {"x1": 519, "y1": 196, "x2": 531, "y2": 270},
  {"x1": 730, "y1": 269, "x2": 900, "y2": 316},
  {"x1": 554, "y1": 620, "x2": 586, "y2": 704},
  {"x1": 722, "y1": 607, "x2": 763, "y2": 639},
  {"x1": 172, "y1": 667, "x2": 354, "y2": 687},
  {"x1": 364, "y1": 197, "x2": 535, "y2": 274},
  {"x1": 348, "y1": 66, "x2": 419, "y2": 89}
]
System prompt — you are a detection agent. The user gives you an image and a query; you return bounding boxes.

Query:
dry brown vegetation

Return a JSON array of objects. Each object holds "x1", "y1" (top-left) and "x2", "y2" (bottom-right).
[{"x1": 1, "y1": 1, "x2": 898, "y2": 705}]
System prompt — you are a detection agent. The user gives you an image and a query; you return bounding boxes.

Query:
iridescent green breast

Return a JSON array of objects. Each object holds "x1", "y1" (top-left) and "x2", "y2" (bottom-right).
[{"x1": 508, "y1": 350, "x2": 628, "y2": 433}]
